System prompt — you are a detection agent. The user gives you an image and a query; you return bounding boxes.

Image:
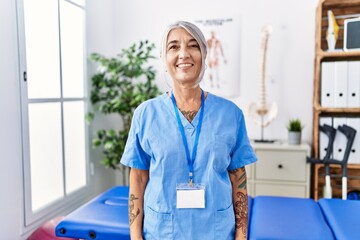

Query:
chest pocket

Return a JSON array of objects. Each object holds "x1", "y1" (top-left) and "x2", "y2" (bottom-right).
[{"x1": 211, "y1": 134, "x2": 235, "y2": 172}]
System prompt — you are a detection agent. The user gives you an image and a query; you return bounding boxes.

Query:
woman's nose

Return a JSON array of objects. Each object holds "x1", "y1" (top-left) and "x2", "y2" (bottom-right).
[{"x1": 179, "y1": 47, "x2": 190, "y2": 59}]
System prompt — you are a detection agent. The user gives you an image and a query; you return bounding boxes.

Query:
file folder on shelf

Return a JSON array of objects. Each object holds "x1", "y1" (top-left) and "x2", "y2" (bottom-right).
[
  {"x1": 334, "y1": 61, "x2": 348, "y2": 108},
  {"x1": 347, "y1": 61, "x2": 360, "y2": 108},
  {"x1": 346, "y1": 118, "x2": 360, "y2": 164},
  {"x1": 321, "y1": 62, "x2": 335, "y2": 108}
]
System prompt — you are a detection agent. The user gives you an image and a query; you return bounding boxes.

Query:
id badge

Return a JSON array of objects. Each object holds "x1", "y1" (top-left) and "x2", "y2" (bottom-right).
[{"x1": 176, "y1": 183, "x2": 205, "y2": 208}]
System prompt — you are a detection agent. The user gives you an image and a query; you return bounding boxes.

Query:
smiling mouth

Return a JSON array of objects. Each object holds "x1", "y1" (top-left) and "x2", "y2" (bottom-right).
[{"x1": 176, "y1": 63, "x2": 193, "y2": 68}]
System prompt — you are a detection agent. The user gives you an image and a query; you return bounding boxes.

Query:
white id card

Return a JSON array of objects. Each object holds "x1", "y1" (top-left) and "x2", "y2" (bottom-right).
[{"x1": 176, "y1": 183, "x2": 205, "y2": 208}]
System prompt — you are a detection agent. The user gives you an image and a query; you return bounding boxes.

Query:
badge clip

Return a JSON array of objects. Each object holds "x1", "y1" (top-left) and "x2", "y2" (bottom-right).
[{"x1": 189, "y1": 172, "x2": 193, "y2": 186}]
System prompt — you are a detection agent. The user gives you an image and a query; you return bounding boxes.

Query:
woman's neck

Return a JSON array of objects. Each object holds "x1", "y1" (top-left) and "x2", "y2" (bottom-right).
[{"x1": 172, "y1": 86, "x2": 202, "y2": 111}]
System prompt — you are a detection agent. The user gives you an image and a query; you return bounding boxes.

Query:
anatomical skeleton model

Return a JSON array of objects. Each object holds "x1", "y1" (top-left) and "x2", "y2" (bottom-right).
[{"x1": 248, "y1": 25, "x2": 278, "y2": 142}]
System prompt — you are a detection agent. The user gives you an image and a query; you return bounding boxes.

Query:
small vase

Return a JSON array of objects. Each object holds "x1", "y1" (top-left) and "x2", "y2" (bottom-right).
[{"x1": 288, "y1": 131, "x2": 301, "y2": 145}]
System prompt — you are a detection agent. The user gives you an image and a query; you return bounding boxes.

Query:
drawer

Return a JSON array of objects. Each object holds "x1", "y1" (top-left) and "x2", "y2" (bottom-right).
[
  {"x1": 254, "y1": 183, "x2": 307, "y2": 198},
  {"x1": 255, "y1": 150, "x2": 307, "y2": 182}
]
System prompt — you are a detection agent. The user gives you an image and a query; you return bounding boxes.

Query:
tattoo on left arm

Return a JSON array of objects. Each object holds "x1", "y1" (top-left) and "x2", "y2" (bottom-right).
[
  {"x1": 234, "y1": 192, "x2": 248, "y2": 235},
  {"x1": 229, "y1": 167, "x2": 248, "y2": 238},
  {"x1": 128, "y1": 194, "x2": 140, "y2": 226}
]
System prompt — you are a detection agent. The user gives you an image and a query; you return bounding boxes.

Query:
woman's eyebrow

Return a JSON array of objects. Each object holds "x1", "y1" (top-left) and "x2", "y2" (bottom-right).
[
  {"x1": 167, "y1": 40, "x2": 179, "y2": 46},
  {"x1": 189, "y1": 38, "x2": 198, "y2": 43},
  {"x1": 167, "y1": 38, "x2": 198, "y2": 46}
]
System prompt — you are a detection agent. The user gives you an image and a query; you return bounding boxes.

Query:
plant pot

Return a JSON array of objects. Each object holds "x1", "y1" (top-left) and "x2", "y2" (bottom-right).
[{"x1": 288, "y1": 131, "x2": 301, "y2": 145}]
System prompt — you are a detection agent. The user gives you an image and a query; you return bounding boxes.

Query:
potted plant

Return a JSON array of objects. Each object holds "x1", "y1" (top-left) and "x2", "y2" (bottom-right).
[
  {"x1": 87, "y1": 40, "x2": 160, "y2": 183},
  {"x1": 287, "y1": 118, "x2": 304, "y2": 145}
]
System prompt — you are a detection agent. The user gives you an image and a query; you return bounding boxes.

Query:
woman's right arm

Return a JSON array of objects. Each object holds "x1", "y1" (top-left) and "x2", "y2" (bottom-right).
[{"x1": 128, "y1": 168, "x2": 149, "y2": 240}]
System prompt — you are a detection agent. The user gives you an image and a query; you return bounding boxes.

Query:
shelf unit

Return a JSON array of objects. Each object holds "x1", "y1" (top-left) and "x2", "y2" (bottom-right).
[{"x1": 312, "y1": 0, "x2": 360, "y2": 200}]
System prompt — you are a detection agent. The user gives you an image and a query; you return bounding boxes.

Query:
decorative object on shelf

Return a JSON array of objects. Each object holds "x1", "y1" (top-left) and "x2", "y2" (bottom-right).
[
  {"x1": 326, "y1": 10, "x2": 339, "y2": 51},
  {"x1": 287, "y1": 118, "x2": 304, "y2": 145},
  {"x1": 344, "y1": 17, "x2": 360, "y2": 51},
  {"x1": 248, "y1": 25, "x2": 278, "y2": 143},
  {"x1": 86, "y1": 40, "x2": 160, "y2": 183}
]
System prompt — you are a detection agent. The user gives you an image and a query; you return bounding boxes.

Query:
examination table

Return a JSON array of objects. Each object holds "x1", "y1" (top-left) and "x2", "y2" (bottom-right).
[{"x1": 55, "y1": 186, "x2": 360, "y2": 239}]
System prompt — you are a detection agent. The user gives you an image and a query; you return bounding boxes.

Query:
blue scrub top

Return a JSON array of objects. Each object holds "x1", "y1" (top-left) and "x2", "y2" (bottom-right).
[{"x1": 121, "y1": 92, "x2": 257, "y2": 240}]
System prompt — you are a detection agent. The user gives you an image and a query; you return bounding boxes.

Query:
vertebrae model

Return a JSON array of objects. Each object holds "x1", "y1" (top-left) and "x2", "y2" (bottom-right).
[{"x1": 248, "y1": 25, "x2": 278, "y2": 139}]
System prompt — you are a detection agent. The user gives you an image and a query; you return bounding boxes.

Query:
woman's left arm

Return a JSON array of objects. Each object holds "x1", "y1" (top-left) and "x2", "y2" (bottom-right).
[{"x1": 229, "y1": 167, "x2": 248, "y2": 240}]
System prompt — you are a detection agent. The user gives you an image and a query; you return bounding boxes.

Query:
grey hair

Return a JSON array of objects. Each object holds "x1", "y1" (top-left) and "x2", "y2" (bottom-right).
[{"x1": 160, "y1": 21, "x2": 207, "y2": 87}]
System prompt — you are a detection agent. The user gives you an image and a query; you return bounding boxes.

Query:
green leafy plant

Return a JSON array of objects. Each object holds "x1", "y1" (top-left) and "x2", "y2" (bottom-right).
[
  {"x1": 87, "y1": 40, "x2": 160, "y2": 171},
  {"x1": 287, "y1": 118, "x2": 304, "y2": 132}
]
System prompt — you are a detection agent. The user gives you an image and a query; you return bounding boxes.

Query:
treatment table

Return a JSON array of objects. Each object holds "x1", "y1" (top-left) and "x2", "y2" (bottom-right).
[
  {"x1": 56, "y1": 186, "x2": 360, "y2": 239},
  {"x1": 56, "y1": 186, "x2": 130, "y2": 239}
]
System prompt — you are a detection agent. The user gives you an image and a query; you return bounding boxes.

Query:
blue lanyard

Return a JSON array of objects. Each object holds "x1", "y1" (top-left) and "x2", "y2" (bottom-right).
[{"x1": 171, "y1": 90, "x2": 205, "y2": 185}]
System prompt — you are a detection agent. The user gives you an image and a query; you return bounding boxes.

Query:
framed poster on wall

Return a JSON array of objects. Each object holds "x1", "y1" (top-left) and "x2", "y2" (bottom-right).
[{"x1": 194, "y1": 17, "x2": 241, "y2": 98}]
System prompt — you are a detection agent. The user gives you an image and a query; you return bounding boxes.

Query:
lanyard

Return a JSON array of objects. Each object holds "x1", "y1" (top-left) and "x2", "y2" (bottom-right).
[{"x1": 171, "y1": 90, "x2": 205, "y2": 186}]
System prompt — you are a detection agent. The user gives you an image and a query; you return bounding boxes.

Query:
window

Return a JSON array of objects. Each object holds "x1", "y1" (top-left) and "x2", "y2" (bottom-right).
[{"x1": 17, "y1": 0, "x2": 90, "y2": 226}]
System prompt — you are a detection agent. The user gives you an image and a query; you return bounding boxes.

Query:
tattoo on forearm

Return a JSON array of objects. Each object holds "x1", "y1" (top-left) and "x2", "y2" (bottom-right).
[
  {"x1": 128, "y1": 194, "x2": 140, "y2": 225},
  {"x1": 238, "y1": 170, "x2": 247, "y2": 189},
  {"x1": 229, "y1": 168, "x2": 247, "y2": 190},
  {"x1": 234, "y1": 192, "x2": 248, "y2": 236},
  {"x1": 229, "y1": 168, "x2": 240, "y2": 177}
]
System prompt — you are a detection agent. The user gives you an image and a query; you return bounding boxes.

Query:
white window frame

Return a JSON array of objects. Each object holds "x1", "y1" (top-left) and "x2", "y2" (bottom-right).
[{"x1": 16, "y1": 0, "x2": 92, "y2": 229}]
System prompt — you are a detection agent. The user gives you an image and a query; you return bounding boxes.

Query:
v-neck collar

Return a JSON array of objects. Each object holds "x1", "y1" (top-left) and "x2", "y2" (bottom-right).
[{"x1": 163, "y1": 91, "x2": 211, "y2": 129}]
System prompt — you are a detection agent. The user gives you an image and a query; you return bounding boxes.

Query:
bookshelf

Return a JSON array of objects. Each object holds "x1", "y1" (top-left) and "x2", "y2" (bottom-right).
[{"x1": 312, "y1": 0, "x2": 360, "y2": 200}]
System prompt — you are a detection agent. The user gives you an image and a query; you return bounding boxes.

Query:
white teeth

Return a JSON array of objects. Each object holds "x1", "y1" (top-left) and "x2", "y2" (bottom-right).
[{"x1": 177, "y1": 63, "x2": 192, "y2": 67}]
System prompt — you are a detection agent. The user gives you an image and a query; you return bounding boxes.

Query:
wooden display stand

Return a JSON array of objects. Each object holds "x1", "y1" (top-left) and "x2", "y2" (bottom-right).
[{"x1": 312, "y1": 0, "x2": 360, "y2": 200}]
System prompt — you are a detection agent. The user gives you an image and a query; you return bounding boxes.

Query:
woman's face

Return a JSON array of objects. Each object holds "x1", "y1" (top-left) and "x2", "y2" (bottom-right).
[{"x1": 166, "y1": 28, "x2": 202, "y2": 86}]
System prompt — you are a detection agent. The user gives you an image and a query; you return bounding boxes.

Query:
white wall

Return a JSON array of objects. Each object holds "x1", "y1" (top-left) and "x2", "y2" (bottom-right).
[
  {"x1": 111, "y1": 0, "x2": 318, "y2": 143},
  {"x1": 0, "y1": 1, "x2": 23, "y2": 239},
  {"x1": 86, "y1": 0, "x2": 119, "y2": 198}
]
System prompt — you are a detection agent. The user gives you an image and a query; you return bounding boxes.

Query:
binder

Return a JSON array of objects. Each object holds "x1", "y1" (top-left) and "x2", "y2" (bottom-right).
[
  {"x1": 333, "y1": 118, "x2": 347, "y2": 161},
  {"x1": 321, "y1": 62, "x2": 335, "y2": 107},
  {"x1": 347, "y1": 61, "x2": 360, "y2": 108},
  {"x1": 334, "y1": 61, "x2": 348, "y2": 108},
  {"x1": 319, "y1": 117, "x2": 333, "y2": 160},
  {"x1": 346, "y1": 118, "x2": 360, "y2": 164}
]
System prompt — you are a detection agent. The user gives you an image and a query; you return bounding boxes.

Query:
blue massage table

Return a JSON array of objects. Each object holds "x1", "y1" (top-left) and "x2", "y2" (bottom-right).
[
  {"x1": 248, "y1": 196, "x2": 335, "y2": 240},
  {"x1": 56, "y1": 186, "x2": 130, "y2": 239},
  {"x1": 319, "y1": 198, "x2": 360, "y2": 240},
  {"x1": 56, "y1": 186, "x2": 360, "y2": 240}
]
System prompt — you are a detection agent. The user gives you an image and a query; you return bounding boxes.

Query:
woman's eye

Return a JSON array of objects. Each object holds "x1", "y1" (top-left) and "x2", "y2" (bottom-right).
[
  {"x1": 168, "y1": 45, "x2": 178, "y2": 50},
  {"x1": 190, "y1": 44, "x2": 200, "y2": 49}
]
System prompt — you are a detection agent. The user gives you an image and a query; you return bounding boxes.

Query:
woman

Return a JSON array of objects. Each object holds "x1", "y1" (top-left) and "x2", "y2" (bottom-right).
[{"x1": 121, "y1": 21, "x2": 257, "y2": 240}]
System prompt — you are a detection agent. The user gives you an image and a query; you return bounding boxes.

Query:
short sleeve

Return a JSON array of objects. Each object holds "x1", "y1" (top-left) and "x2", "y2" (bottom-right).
[
  {"x1": 120, "y1": 107, "x2": 151, "y2": 170},
  {"x1": 228, "y1": 110, "x2": 257, "y2": 170}
]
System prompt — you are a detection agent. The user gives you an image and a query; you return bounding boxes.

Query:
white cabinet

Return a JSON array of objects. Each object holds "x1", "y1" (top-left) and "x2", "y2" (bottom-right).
[{"x1": 246, "y1": 142, "x2": 311, "y2": 198}]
